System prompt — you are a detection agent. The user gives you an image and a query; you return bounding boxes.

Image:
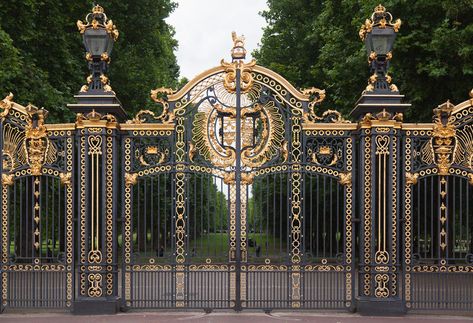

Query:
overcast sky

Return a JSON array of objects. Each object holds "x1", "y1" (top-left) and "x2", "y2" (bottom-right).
[{"x1": 166, "y1": 0, "x2": 268, "y2": 80}]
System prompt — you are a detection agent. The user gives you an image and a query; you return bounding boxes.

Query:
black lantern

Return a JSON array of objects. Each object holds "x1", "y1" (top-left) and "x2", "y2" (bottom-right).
[
  {"x1": 364, "y1": 27, "x2": 396, "y2": 57},
  {"x1": 83, "y1": 27, "x2": 114, "y2": 57},
  {"x1": 359, "y1": 4, "x2": 401, "y2": 93},
  {"x1": 76, "y1": 5, "x2": 118, "y2": 93}
]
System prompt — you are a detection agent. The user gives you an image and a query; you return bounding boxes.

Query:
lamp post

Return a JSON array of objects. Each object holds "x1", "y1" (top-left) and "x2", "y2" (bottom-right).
[
  {"x1": 77, "y1": 4, "x2": 117, "y2": 93},
  {"x1": 360, "y1": 4, "x2": 400, "y2": 93},
  {"x1": 69, "y1": 6, "x2": 124, "y2": 314},
  {"x1": 352, "y1": 5, "x2": 411, "y2": 315},
  {"x1": 351, "y1": 4, "x2": 410, "y2": 119},
  {"x1": 68, "y1": 4, "x2": 127, "y2": 121}
]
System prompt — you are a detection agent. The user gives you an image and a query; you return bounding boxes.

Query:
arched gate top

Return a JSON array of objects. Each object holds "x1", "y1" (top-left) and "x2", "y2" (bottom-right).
[{"x1": 168, "y1": 64, "x2": 313, "y2": 103}]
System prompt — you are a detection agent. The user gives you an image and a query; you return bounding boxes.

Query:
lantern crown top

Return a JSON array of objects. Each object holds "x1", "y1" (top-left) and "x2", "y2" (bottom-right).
[
  {"x1": 359, "y1": 4, "x2": 401, "y2": 41},
  {"x1": 76, "y1": 4, "x2": 119, "y2": 41},
  {"x1": 374, "y1": 4, "x2": 386, "y2": 15},
  {"x1": 92, "y1": 4, "x2": 105, "y2": 14}
]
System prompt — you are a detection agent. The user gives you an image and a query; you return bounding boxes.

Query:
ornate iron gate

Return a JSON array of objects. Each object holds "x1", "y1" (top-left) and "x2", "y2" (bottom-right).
[
  {"x1": 0, "y1": 101, "x2": 74, "y2": 309},
  {"x1": 1, "y1": 4, "x2": 473, "y2": 315},
  {"x1": 120, "y1": 38, "x2": 355, "y2": 310},
  {"x1": 403, "y1": 101, "x2": 473, "y2": 311}
]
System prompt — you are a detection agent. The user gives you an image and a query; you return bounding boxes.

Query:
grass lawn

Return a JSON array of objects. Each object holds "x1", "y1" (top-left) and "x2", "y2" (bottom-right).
[{"x1": 122, "y1": 232, "x2": 288, "y2": 264}]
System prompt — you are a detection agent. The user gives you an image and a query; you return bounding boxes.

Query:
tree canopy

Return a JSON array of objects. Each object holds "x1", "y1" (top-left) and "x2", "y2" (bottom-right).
[
  {"x1": 253, "y1": 0, "x2": 473, "y2": 122},
  {"x1": 2, "y1": 1, "x2": 473, "y2": 123},
  {"x1": 0, "y1": 1, "x2": 179, "y2": 122}
]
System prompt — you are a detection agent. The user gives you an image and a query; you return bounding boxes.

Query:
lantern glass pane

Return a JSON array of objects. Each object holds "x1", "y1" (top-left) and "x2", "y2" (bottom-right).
[{"x1": 83, "y1": 29, "x2": 108, "y2": 56}]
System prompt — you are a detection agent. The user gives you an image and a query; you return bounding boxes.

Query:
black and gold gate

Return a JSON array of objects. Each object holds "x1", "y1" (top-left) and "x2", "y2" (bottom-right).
[
  {"x1": 1, "y1": 4, "x2": 473, "y2": 315},
  {"x1": 121, "y1": 35, "x2": 354, "y2": 310},
  {"x1": 0, "y1": 99, "x2": 75, "y2": 309},
  {"x1": 403, "y1": 101, "x2": 473, "y2": 311}
]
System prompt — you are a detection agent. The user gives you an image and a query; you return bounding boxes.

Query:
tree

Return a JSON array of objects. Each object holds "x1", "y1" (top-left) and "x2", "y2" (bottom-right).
[
  {"x1": 0, "y1": 0, "x2": 179, "y2": 122},
  {"x1": 254, "y1": 0, "x2": 473, "y2": 122},
  {"x1": 104, "y1": 0, "x2": 180, "y2": 117}
]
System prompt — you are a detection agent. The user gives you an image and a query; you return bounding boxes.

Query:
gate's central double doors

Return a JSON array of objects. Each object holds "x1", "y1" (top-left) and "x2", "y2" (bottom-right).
[
  {"x1": 182, "y1": 65, "x2": 292, "y2": 310},
  {"x1": 123, "y1": 63, "x2": 353, "y2": 310}
]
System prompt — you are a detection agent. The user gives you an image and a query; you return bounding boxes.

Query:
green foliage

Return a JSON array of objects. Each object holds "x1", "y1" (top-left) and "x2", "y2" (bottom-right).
[
  {"x1": 0, "y1": 0, "x2": 179, "y2": 122},
  {"x1": 254, "y1": 0, "x2": 473, "y2": 121}
]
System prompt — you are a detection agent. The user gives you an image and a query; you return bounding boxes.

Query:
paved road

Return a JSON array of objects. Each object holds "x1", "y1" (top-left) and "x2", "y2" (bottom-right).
[{"x1": 1, "y1": 312, "x2": 473, "y2": 323}]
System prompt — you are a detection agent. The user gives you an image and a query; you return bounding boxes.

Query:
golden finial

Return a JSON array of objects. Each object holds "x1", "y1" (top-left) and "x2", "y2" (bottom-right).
[
  {"x1": 231, "y1": 31, "x2": 246, "y2": 60},
  {"x1": 232, "y1": 31, "x2": 245, "y2": 47}
]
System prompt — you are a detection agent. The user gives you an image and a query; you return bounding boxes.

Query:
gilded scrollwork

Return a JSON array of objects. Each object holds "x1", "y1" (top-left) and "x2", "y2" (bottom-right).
[
  {"x1": 174, "y1": 113, "x2": 186, "y2": 306},
  {"x1": 302, "y1": 87, "x2": 326, "y2": 109},
  {"x1": 374, "y1": 273, "x2": 389, "y2": 298},
  {"x1": 2, "y1": 123, "x2": 25, "y2": 171},
  {"x1": 241, "y1": 173, "x2": 254, "y2": 185},
  {"x1": 6, "y1": 264, "x2": 66, "y2": 271},
  {"x1": 248, "y1": 264, "x2": 288, "y2": 271},
  {"x1": 304, "y1": 109, "x2": 349, "y2": 124},
  {"x1": 131, "y1": 264, "x2": 172, "y2": 271},
  {"x1": 405, "y1": 172, "x2": 418, "y2": 185},
  {"x1": 413, "y1": 265, "x2": 473, "y2": 273},
  {"x1": 221, "y1": 59, "x2": 256, "y2": 94},
  {"x1": 87, "y1": 273, "x2": 103, "y2": 297},
  {"x1": 188, "y1": 141, "x2": 196, "y2": 162},
  {"x1": 281, "y1": 140, "x2": 289, "y2": 162},
  {"x1": 301, "y1": 88, "x2": 348, "y2": 124},
  {"x1": 305, "y1": 259, "x2": 344, "y2": 272},
  {"x1": 59, "y1": 172, "x2": 72, "y2": 186},
  {"x1": 145, "y1": 87, "x2": 176, "y2": 122},
  {"x1": 1, "y1": 174, "x2": 14, "y2": 186},
  {"x1": 0, "y1": 92, "x2": 14, "y2": 120},
  {"x1": 125, "y1": 172, "x2": 138, "y2": 186},
  {"x1": 189, "y1": 264, "x2": 229, "y2": 271},
  {"x1": 129, "y1": 105, "x2": 176, "y2": 125},
  {"x1": 338, "y1": 172, "x2": 352, "y2": 186},
  {"x1": 84, "y1": 128, "x2": 106, "y2": 296},
  {"x1": 452, "y1": 124, "x2": 473, "y2": 170}
]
